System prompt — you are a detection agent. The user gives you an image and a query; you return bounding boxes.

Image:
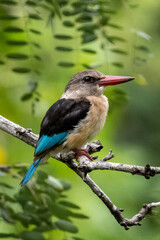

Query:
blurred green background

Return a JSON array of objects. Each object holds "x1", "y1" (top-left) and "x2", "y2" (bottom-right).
[{"x1": 0, "y1": 0, "x2": 160, "y2": 239}]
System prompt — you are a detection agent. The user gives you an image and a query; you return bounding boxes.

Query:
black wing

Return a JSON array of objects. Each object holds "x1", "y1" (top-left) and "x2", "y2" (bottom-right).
[
  {"x1": 34, "y1": 98, "x2": 91, "y2": 156},
  {"x1": 40, "y1": 98, "x2": 91, "y2": 136}
]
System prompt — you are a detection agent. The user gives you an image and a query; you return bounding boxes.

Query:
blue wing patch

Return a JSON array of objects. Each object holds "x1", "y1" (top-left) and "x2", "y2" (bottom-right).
[
  {"x1": 35, "y1": 131, "x2": 68, "y2": 156},
  {"x1": 21, "y1": 132, "x2": 68, "y2": 186}
]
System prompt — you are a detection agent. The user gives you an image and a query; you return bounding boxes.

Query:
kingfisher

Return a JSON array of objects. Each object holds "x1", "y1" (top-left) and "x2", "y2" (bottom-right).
[{"x1": 21, "y1": 69, "x2": 134, "y2": 185}]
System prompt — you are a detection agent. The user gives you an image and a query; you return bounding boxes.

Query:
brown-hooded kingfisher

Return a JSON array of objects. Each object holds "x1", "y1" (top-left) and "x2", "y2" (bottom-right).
[{"x1": 21, "y1": 69, "x2": 134, "y2": 185}]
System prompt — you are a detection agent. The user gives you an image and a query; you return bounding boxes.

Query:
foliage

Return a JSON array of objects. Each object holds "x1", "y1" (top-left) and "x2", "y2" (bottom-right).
[
  {"x1": 0, "y1": 165, "x2": 88, "y2": 240},
  {"x1": 0, "y1": 0, "x2": 151, "y2": 112}
]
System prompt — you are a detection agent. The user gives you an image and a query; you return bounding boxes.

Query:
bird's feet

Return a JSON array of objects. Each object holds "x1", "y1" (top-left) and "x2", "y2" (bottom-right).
[{"x1": 73, "y1": 149, "x2": 93, "y2": 161}]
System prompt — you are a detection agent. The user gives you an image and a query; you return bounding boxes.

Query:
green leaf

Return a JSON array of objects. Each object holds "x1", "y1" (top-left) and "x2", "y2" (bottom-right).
[
  {"x1": 107, "y1": 36, "x2": 126, "y2": 43},
  {"x1": 98, "y1": 7, "x2": 115, "y2": 14},
  {"x1": 49, "y1": 202, "x2": 72, "y2": 219},
  {"x1": 0, "y1": 182, "x2": 13, "y2": 188},
  {"x1": 25, "y1": 212, "x2": 42, "y2": 225},
  {"x1": 34, "y1": 55, "x2": 41, "y2": 61},
  {"x1": 54, "y1": 34, "x2": 73, "y2": 40},
  {"x1": 37, "y1": 170, "x2": 48, "y2": 181},
  {"x1": 72, "y1": 1, "x2": 86, "y2": 7},
  {"x1": 47, "y1": 11, "x2": 55, "y2": 26},
  {"x1": 32, "y1": 42, "x2": 41, "y2": 48},
  {"x1": 131, "y1": 29, "x2": 151, "y2": 40},
  {"x1": 63, "y1": 21, "x2": 74, "y2": 27},
  {"x1": 135, "y1": 45, "x2": 150, "y2": 53},
  {"x1": 0, "y1": 233, "x2": 18, "y2": 238},
  {"x1": 0, "y1": 0, "x2": 17, "y2": 5},
  {"x1": 81, "y1": 64, "x2": 91, "y2": 69},
  {"x1": 58, "y1": 201, "x2": 80, "y2": 209},
  {"x1": 49, "y1": 0, "x2": 61, "y2": 18},
  {"x1": 30, "y1": 29, "x2": 42, "y2": 35},
  {"x1": 16, "y1": 187, "x2": 37, "y2": 207},
  {"x1": 12, "y1": 68, "x2": 31, "y2": 73},
  {"x1": 1, "y1": 208, "x2": 15, "y2": 223},
  {"x1": 135, "y1": 74, "x2": 147, "y2": 85},
  {"x1": 71, "y1": 212, "x2": 89, "y2": 219},
  {"x1": 21, "y1": 93, "x2": 32, "y2": 101},
  {"x1": 20, "y1": 231, "x2": 45, "y2": 240},
  {"x1": 0, "y1": 15, "x2": 18, "y2": 20},
  {"x1": 108, "y1": 88, "x2": 128, "y2": 107},
  {"x1": 28, "y1": 14, "x2": 42, "y2": 20},
  {"x1": 59, "y1": 180, "x2": 71, "y2": 190},
  {"x1": 62, "y1": 10, "x2": 77, "y2": 16},
  {"x1": 72, "y1": 237, "x2": 85, "y2": 240},
  {"x1": 34, "y1": 70, "x2": 41, "y2": 75},
  {"x1": 16, "y1": 186, "x2": 33, "y2": 203},
  {"x1": 55, "y1": 46, "x2": 73, "y2": 52},
  {"x1": 45, "y1": 176, "x2": 63, "y2": 191},
  {"x1": 82, "y1": 49, "x2": 96, "y2": 54},
  {"x1": 111, "y1": 48, "x2": 127, "y2": 55},
  {"x1": 26, "y1": 0, "x2": 37, "y2": 6},
  {"x1": 22, "y1": 201, "x2": 35, "y2": 212},
  {"x1": 77, "y1": 23, "x2": 99, "y2": 32},
  {"x1": 82, "y1": 63, "x2": 102, "y2": 69},
  {"x1": 111, "y1": 62, "x2": 124, "y2": 68},
  {"x1": 28, "y1": 81, "x2": 38, "y2": 91},
  {"x1": 6, "y1": 53, "x2": 29, "y2": 60},
  {"x1": 0, "y1": 193, "x2": 15, "y2": 202},
  {"x1": 39, "y1": 186, "x2": 59, "y2": 200},
  {"x1": 76, "y1": 15, "x2": 92, "y2": 23},
  {"x1": 0, "y1": 60, "x2": 5, "y2": 65},
  {"x1": 82, "y1": 33, "x2": 97, "y2": 43},
  {"x1": 33, "y1": 223, "x2": 56, "y2": 233},
  {"x1": 7, "y1": 40, "x2": 28, "y2": 46},
  {"x1": 108, "y1": 23, "x2": 122, "y2": 29},
  {"x1": 4, "y1": 26, "x2": 24, "y2": 33},
  {"x1": 55, "y1": 220, "x2": 78, "y2": 233},
  {"x1": 134, "y1": 57, "x2": 146, "y2": 65},
  {"x1": 100, "y1": 15, "x2": 109, "y2": 26},
  {"x1": 12, "y1": 163, "x2": 28, "y2": 169},
  {"x1": 15, "y1": 212, "x2": 31, "y2": 227},
  {"x1": 129, "y1": 4, "x2": 139, "y2": 8},
  {"x1": 58, "y1": 0, "x2": 68, "y2": 6},
  {"x1": 58, "y1": 62, "x2": 75, "y2": 67}
]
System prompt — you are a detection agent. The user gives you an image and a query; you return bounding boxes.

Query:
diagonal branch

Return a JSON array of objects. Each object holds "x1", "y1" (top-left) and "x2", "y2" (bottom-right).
[{"x1": 0, "y1": 114, "x2": 160, "y2": 230}]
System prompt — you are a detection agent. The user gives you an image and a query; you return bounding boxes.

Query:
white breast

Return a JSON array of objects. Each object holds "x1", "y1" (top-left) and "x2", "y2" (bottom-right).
[
  {"x1": 65, "y1": 95, "x2": 109, "y2": 150},
  {"x1": 86, "y1": 95, "x2": 109, "y2": 141}
]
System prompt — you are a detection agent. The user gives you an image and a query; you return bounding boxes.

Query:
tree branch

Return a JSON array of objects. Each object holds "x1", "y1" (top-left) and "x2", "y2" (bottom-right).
[
  {"x1": 77, "y1": 158, "x2": 159, "y2": 179},
  {"x1": 0, "y1": 114, "x2": 160, "y2": 230}
]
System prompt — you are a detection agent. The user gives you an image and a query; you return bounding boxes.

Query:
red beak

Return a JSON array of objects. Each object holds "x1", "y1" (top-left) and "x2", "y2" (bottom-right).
[{"x1": 98, "y1": 75, "x2": 135, "y2": 87}]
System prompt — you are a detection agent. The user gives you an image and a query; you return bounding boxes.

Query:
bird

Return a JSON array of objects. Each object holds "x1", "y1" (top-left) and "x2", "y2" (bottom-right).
[{"x1": 21, "y1": 69, "x2": 134, "y2": 186}]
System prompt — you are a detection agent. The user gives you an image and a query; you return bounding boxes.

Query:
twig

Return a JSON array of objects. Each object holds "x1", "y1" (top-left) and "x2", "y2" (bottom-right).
[{"x1": 0, "y1": 114, "x2": 160, "y2": 229}]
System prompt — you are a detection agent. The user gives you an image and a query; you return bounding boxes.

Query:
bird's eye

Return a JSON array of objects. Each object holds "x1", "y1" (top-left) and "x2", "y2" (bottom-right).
[{"x1": 83, "y1": 76, "x2": 96, "y2": 83}]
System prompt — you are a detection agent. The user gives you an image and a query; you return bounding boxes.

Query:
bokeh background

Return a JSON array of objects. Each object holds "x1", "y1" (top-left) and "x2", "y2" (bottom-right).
[{"x1": 0, "y1": 0, "x2": 160, "y2": 239}]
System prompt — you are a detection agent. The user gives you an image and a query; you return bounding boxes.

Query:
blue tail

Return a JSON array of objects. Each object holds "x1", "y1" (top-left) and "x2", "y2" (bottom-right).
[{"x1": 20, "y1": 158, "x2": 42, "y2": 186}]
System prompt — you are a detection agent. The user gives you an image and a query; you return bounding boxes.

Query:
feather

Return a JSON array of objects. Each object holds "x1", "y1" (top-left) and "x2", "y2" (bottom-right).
[
  {"x1": 20, "y1": 158, "x2": 42, "y2": 186},
  {"x1": 35, "y1": 132, "x2": 68, "y2": 156}
]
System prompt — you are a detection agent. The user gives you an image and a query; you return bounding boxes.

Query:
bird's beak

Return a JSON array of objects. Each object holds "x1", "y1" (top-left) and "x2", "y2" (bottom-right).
[{"x1": 98, "y1": 75, "x2": 135, "y2": 87}]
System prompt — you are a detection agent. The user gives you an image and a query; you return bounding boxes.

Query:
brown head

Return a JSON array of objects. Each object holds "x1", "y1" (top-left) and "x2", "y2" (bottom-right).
[{"x1": 63, "y1": 69, "x2": 134, "y2": 98}]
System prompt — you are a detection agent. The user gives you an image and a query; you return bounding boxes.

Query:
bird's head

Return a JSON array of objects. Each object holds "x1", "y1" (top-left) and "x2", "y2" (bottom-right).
[{"x1": 63, "y1": 69, "x2": 134, "y2": 98}]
